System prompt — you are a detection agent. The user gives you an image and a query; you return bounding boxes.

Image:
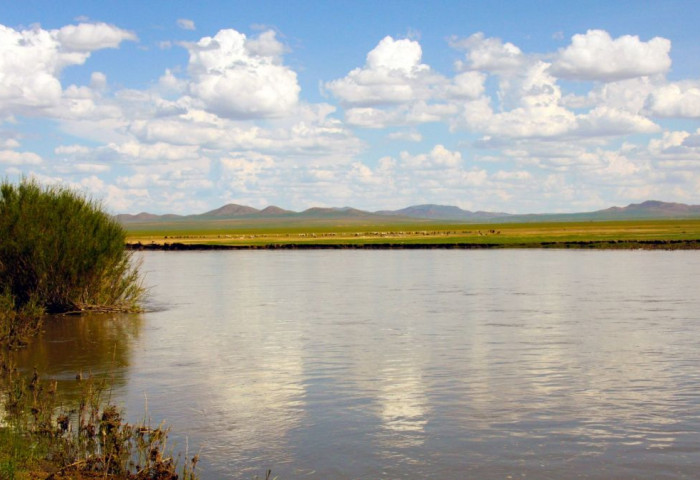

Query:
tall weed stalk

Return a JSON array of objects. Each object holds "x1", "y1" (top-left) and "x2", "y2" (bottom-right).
[{"x1": 1, "y1": 360, "x2": 199, "y2": 479}]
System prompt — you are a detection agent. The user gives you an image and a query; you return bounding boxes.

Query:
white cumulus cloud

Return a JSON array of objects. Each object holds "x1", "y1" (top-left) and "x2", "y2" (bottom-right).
[
  {"x1": 325, "y1": 36, "x2": 435, "y2": 106},
  {"x1": 576, "y1": 106, "x2": 659, "y2": 136},
  {"x1": 400, "y1": 144, "x2": 463, "y2": 169},
  {"x1": 645, "y1": 82, "x2": 700, "y2": 118},
  {"x1": 55, "y1": 22, "x2": 137, "y2": 52},
  {"x1": 551, "y1": 29, "x2": 671, "y2": 82},
  {"x1": 185, "y1": 29, "x2": 300, "y2": 119},
  {"x1": 454, "y1": 61, "x2": 577, "y2": 138},
  {"x1": 0, "y1": 22, "x2": 135, "y2": 117},
  {"x1": 450, "y1": 32, "x2": 525, "y2": 73}
]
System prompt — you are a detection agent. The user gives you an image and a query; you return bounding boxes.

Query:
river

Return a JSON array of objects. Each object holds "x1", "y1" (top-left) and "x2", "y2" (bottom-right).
[{"x1": 14, "y1": 250, "x2": 700, "y2": 479}]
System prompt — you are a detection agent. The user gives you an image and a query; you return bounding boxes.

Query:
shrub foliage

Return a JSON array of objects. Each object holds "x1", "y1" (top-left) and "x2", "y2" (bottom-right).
[{"x1": 0, "y1": 180, "x2": 143, "y2": 314}]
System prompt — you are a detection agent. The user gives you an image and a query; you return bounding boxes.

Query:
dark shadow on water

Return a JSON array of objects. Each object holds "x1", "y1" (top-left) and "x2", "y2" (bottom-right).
[{"x1": 11, "y1": 311, "x2": 142, "y2": 403}]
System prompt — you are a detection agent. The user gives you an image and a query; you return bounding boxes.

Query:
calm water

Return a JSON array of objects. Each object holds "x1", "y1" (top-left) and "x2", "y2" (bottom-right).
[{"x1": 14, "y1": 250, "x2": 700, "y2": 479}]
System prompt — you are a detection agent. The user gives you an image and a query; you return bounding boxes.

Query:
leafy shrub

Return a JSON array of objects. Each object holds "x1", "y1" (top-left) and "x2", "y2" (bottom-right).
[{"x1": 0, "y1": 180, "x2": 143, "y2": 314}]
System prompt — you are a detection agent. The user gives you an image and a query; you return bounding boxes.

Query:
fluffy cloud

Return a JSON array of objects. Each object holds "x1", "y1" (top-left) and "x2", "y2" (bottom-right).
[
  {"x1": 648, "y1": 129, "x2": 700, "y2": 166},
  {"x1": 124, "y1": 100, "x2": 361, "y2": 159},
  {"x1": 594, "y1": 150, "x2": 643, "y2": 177},
  {"x1": 114, "y1": 154, "x2": 213, "y2": 198},
  {"x1": 400, "y1": 144, "x2": 463, "y2": 169},
  {"x1": 325, "y1": 36, "x2": 440, "y2": 107},
  {"x1": 3, "y1": 19, "x2": 699, "y2": 213},
  {"x1": 339, "y1": 145, "x2": 491, "y2": 208},
  {"x1": 0, "y1": 23, "x2": 135, "y2": 117},
  {"x1": 551, "y1": 30, "x2": 671, "y2": 81},
  {"x1": 0, "y1": 149, "x2": 43, "y2": 165},
  {"x1": 568, "y1": 77, "x2": 657, "y2": 112},
  {"x1": 220, "y1": 152, "x2": 276, "y2": 190},
  {"x1": 110, "y1": 141, "x2": 202, "y2": 162},
  {"x1": 90, "y1": 72, "x2": 108, "y2": 90},
  {"x1": 345, "y1": 102, "x2": 457, "y2": 128},
  {"x1": 454, "y1": 60, "x2": 662, "y2": 140},
  {"x1": 0, "y1": 26, "x2": 63, "y2": 114},
  {"x1": 446, "y1": 71, "x2": 486, "y2": 99},
  {"x1": 185, "y1": 29, "x2": 300, "y2": 118},
  {"x1": 450, "y1": 32, "x2": 525, "y2": 73},
  {"x1": 54, "y1": 22, "x2": 137, "y2": 52},
  {"x1": 244, "y1": 30, "x2": 287, "y2": 59},
  {"x1": 576, "y1": 106, "x2": 659, "y2": 136},
  {"x1": 645, "y1": 82, "x2": 700, "y2": 118},
  {"x1": 100, "y1": 184, "x2": 151, "y2": 213},
  {"x1": 454, "y1": 61, "x2": 577, "y2": 138},
  {"x1": 326, "y1": 36, "x2": 466, "y2": 128}
]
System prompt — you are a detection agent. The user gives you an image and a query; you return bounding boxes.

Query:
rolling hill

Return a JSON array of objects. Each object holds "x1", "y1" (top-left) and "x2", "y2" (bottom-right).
[
  {"x1": 376, "y1": 204, "x2": 511, "y2": 221},
  {"x1": 115, "y1": 200, "x2": 700, "y2": 225}
]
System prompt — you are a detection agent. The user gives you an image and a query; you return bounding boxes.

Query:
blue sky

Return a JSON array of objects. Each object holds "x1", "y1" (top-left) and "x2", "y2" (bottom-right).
[{"x1": 1, "y1": 1, "x2": 700, "y2": 214}]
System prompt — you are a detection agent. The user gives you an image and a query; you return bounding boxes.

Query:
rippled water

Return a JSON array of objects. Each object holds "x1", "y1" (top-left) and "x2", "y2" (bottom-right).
[{"x1": 15, "y1": 250, "x2": 700, "y2": 479}]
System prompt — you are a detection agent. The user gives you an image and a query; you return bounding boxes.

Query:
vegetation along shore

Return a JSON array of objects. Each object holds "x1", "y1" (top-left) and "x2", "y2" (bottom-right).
[{"x1": 0, "y1": 180, "x2": 198, "y2": 479}]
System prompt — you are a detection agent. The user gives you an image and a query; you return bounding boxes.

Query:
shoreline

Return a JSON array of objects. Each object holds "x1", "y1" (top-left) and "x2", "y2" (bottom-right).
[{"x1": 127, "y1": 239, "x2": 700, "y2": 251}]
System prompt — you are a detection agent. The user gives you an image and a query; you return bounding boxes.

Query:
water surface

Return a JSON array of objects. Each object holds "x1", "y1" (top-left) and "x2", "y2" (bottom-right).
[{"x1": 17, "y1": 250, "x2": 700, "y2": 479}]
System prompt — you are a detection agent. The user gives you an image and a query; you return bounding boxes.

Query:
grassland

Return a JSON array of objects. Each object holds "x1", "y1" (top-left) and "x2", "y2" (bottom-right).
[{"x1": 125, "y1": 218, "x2": 700, "y2": 249}]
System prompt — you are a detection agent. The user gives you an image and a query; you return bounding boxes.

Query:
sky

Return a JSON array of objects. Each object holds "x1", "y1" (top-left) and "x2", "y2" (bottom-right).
[{"x1": 1, "y1": 0, "x2": 700, "y2": 214}]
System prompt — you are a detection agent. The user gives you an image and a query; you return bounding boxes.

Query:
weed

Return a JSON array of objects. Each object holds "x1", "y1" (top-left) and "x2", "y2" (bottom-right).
[{"x1": 1, "y1": 362, "x2": 199, "y2": 479}]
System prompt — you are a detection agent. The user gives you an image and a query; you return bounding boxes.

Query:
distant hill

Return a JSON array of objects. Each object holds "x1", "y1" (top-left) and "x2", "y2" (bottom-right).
[
  {"x1": 115, "y1": 212, "x2": 183, "y2": 222},
  {"x1": 502, "y1": 200, "x2": 700, "y2": 223},
  {"x1": 200, "y1": 203, "x2": 260, "y2": 217},
  {"x1": 596, "y1": 200, "x2": 700, "y2": 218},
  {"x1": 377, "y1": 204, "x2": 511, "y2": 221},
  {"x1": 299, "y1": 207, "x2": 387, "y2": 219},
  {"x1": 115, "y1": 200, "x2": 700, "y2": 224},
  {"x1": 259, "y1": 206, "x2": 292, "y2": 216}
]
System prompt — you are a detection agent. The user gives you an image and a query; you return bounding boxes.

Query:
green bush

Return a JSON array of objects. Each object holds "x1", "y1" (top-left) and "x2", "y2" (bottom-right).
[{"x1": 0, "y1": 180, "x2": 143, "y2": 314}]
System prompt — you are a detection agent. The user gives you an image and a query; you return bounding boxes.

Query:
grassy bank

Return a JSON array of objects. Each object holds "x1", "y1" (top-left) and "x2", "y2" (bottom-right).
[
  {"x1": 125, "y1": 218, "x2": 700, "y2": 249},
  {"x1": 0, "y1": 181, "x2": 197, "y2": 478}
]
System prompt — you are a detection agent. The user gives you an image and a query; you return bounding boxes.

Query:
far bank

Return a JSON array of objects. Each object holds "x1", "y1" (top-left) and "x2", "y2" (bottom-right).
[{"x1": 125, "y1": 219, "x2": 700, "y2": 249}]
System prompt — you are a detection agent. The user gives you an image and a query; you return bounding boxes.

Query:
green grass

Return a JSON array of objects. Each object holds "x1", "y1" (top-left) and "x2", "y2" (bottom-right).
[{"x1": 125, "y1": 218, "x2": 700, "y2": 248}]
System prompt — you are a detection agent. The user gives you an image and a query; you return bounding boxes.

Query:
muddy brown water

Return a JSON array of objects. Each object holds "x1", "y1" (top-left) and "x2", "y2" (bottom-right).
[{"x1": 14, "y1": 250, "x2": 700, "y2": 479}]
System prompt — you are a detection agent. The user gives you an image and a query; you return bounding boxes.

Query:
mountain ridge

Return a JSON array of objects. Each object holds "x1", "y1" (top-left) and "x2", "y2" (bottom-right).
[{"x1": 115, "y1": 200, "x2": 700, "y2": 224}]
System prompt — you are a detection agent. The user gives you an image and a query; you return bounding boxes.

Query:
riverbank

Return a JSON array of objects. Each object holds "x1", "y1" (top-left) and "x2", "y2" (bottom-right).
[
  {"x1": 0, "y1": 181, "x2": 194, "y2": 479},
  {"x1": 128, "y1": 238, "x2": 700, "y2": 250},
  {"x1": 124, "y1": 219, "x2": 700, "y2": 250}
]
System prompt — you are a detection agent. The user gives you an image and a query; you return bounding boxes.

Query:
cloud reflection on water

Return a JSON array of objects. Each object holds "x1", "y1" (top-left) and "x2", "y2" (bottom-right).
[{"x1": 15, "y1": 250, "x2": 700, "y2": 479}]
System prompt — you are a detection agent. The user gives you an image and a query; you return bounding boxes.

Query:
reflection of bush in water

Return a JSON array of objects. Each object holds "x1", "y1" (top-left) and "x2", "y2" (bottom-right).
[{"x1": 12, "y1": 312, "x2": 143, "y2": 402}]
